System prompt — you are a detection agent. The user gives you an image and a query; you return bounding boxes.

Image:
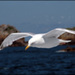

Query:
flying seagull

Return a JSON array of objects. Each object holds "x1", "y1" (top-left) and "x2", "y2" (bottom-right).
[{"x1": 0, "y1": 28, "x2": 75, "y2": 50}]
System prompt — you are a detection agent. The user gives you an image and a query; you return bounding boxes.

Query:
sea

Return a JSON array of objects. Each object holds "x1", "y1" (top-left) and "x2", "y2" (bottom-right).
[{"x1": 0, "y1": 45, "x2": 75, "y2": 75}]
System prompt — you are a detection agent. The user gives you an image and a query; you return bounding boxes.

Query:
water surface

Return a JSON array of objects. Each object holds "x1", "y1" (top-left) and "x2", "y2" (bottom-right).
[{"x1": 0, "y1": 46, "x2": 75, "y2": 74}]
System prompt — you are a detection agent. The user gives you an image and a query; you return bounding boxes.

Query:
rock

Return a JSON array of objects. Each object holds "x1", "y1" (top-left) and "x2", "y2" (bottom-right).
[
  {"x1": 58, "y1": 47, "x2": 75, "y2": 52},
  {"x1": 58, "y1": 27, "x2": 75, "y2": 52},
  {"x1": 58, "y1": 27, "x2": 75, "y2": 45},
  {"x1": 0, "y1": 24, "x2": 28, "y2": 47}
]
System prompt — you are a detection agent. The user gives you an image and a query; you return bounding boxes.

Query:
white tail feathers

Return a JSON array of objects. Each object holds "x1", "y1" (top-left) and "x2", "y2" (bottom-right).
[{"x1": 59, "y1": 39, "x2": 71, "y2": 43}]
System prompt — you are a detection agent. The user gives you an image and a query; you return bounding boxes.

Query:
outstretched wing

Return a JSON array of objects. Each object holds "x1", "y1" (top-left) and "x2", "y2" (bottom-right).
[
  {"x1": 0, "y1": 32, "x2": 34, "y2": 50},
  {"x1": 43, "y1": 28, "x2": 75, "y2": 38}
]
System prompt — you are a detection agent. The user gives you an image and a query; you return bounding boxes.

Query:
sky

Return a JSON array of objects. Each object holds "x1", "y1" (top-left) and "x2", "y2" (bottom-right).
[{"x1": 0, "y1": 1, "x2": 75, "y2": 33}]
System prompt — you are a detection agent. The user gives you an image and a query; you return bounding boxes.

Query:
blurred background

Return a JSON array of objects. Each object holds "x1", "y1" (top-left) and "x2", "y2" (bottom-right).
[
  {"x1": 0, "y1": 1, "x2": 75, "y2": 75},
  {"x1": 0, "y1": 1, "x2": 75, "y2": 33}
]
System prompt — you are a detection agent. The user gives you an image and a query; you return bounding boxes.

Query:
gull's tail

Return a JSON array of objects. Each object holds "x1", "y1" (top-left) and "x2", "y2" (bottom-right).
[{"x1": 59, "y1": 39, "x2": 71, "y2": 43}]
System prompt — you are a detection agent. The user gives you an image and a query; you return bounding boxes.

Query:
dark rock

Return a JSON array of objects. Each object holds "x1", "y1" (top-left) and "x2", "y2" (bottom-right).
[
  {"x1": 58, "y1": 27, "x2": 75, "y2": 45},
  {"x1": 58, "y1": 27, "x2": 75, "y2": 51},
  {"x1": 59, "y1": 47, "x2": 75, "y2": 52}
]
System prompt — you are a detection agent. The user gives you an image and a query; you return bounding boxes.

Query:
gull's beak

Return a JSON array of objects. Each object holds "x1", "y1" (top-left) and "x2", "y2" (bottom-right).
[{"x1": 25, "y1": 45, "x2": 30, "y2": 50}]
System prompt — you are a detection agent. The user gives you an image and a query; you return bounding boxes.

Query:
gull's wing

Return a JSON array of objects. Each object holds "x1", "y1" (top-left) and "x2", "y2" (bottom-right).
[
  {"x1": 0, "y1": 32, "x2": 34, "y2": 50},
  {"x1": 39, "y1": 28, "x2": 75, "y2": 48},
  {"x1": 43, "y1": 28, "x2": 75, "y2": 38}
]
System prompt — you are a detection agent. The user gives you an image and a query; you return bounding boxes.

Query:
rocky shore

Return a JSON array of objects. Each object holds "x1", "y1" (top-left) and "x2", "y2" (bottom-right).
[
  {"x1": 58, "y1": 27, "x2": 75, "y2": 52},
  {"x1": 0, "y1": 24, "x2": 75, "y2": 51}
]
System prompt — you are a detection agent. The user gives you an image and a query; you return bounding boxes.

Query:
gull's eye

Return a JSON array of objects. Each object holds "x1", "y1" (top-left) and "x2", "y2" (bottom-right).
[{"x1": 31, "y1": 42, "x2": 34, "y2": 45}]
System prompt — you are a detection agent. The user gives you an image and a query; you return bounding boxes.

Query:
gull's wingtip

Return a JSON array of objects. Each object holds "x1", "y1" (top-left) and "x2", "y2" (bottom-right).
[
  {"x1": 0, "y1": 47, "x2": 2, "y2": 50},
  {"x1": 0, "y1": 45, "x2": 3, "y2": 50},
  {"x1": 0, "y1": 49, "x2": 2, "y2": 50}
]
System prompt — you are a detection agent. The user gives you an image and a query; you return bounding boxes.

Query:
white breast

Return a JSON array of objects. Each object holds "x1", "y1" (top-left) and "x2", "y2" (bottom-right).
[{"x1": 32, "y1": 37, "x2": 60, "y2": 48}]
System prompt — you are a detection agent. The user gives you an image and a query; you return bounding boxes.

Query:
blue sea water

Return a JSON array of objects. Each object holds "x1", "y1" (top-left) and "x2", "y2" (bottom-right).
[{"x1": 0, "y1": 46, "x2": 75, "y2": 75}]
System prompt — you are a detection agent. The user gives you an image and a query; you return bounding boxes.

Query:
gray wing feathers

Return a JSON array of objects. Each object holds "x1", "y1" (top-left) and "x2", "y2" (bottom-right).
[
  {"x1": 43, "y1": 28, "x2": 75, "y2": 38},
  {"x1": 56, "y1": 28, "x2": 75, "y2": 38},
  {"x1": 0, "y1": 33, "x2": 34, "y2": 50}
]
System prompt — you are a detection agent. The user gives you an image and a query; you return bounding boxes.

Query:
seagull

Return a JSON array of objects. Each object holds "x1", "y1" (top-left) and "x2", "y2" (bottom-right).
[{"x1": 0, "y1": 28, "x2": 75, "y2": 50}]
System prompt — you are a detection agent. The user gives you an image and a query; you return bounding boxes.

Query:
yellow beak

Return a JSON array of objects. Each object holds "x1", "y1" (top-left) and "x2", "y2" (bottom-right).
[{"x1": 25, "y1": 45, "x2": 30, "y2": 50}]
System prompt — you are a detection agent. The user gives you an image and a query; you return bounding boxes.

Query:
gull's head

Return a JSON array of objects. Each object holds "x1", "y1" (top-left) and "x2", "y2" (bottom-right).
[
  {"x1": 25, "y1": 34, "x2": 43, "y2": 50},
  {"x1": 25, "y1": 37, "x2": 36, "y2": 50}
]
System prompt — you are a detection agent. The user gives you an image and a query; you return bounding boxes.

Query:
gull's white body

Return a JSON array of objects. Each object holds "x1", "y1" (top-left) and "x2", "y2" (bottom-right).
[
  {"x1": 0, "y1": 28, "x2": 75, "y2": 50},
  {"x1": 30, "y1": 34, "x2": 60, "y2": 48}
]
